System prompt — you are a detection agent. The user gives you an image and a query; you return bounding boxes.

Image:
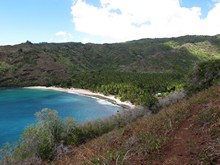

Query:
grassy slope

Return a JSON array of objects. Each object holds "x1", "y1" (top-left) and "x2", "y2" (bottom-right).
[
  {"x1": 54, "y1": 85, "x2": 220, "y2": 164},
  {"x1": 0, "y1": 35, "x2": 220, "y2": 87}
]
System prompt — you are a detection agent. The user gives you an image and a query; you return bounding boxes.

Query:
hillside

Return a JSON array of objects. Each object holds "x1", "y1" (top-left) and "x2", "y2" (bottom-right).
[
  {"x1": 55, "y1": 85, "x2": 220, "y2": 164},
  {"x1": 0, "y1": 35, "x2": 220, "y2": 164},
  {"x1": 0, "y1": 35, "x2": 220, "y2": 87}
]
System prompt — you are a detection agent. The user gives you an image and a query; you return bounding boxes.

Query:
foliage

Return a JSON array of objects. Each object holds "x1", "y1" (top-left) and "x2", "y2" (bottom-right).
[
  {"x1": 71, "y1": 71, "x2": 183, "y2": 107},
  {"x1": 0, "y1": 62, "x2": 11, "y2": 73},
  {"x1": 1, "y1": 35, "x2": 220, "y2": 163},
  {"x1": 0, "y1": 35, "x2": 219, "y2": 106},
  {"x1": 59, "y1": 85, "x2": 220, "y2": 164},
  {"x1": 0, "y1": 35, "x2": 219, "y2": 88},
  {"x1": 186, "y1": 59, "x2": 220, "y2": 95},
  {"x1": 0, "y1": 106, "x2": 151, "y2": 163},
  {"x1": 61, "y1": 118, "x2": 81, "y2": 145},
  {"x1": 184, "y1": 41, "x2": 220, "y2": 60},
  {"x1": 12, "y1": 109, "x2": 62, "y2": 161}
]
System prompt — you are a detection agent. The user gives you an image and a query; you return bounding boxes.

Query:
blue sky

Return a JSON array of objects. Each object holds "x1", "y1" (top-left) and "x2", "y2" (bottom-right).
[
  {"x1": 181, "y1": 0, "x2": 213, "y2": 18},
  {"x1": 0, "y1": 0, "x2": 220, "y2": 45}
]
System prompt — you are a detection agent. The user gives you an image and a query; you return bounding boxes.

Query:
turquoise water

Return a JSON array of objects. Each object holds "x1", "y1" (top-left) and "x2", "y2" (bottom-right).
[{"x1": 0, "y1": 88, "x2": 123, "y2": 147}]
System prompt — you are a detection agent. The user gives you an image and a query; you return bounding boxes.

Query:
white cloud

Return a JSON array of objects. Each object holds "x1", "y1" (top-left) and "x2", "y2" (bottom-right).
[
  {"x1": 203, "y1": 3, "x2": 220, "y2": 35},
  {"x1": 82, "y1": 38, "x2": 91, "y2": 43},
  {"x1": 55, "y1": 31, "x2": 73, "y2": 42},
  {"x1": 71, "y1": 0, "x2": 220, "y2": 43}
]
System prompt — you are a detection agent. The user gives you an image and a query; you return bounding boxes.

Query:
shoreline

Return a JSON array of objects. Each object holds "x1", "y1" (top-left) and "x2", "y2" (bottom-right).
[{"x1": 24, "y1": 86, "x2": 135, "y2": 109}]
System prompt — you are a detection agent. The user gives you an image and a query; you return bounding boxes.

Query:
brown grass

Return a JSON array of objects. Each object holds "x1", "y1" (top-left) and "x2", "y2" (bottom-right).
[{"x1": 53, "y1": 85, "x2": 220, "y2": 165}]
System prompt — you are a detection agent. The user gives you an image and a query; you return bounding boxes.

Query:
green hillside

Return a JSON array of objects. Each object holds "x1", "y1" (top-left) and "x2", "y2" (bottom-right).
[
  {"x1": 0, "y1": 35, "x2": 219, "y2": 107},
  {"x1": 1, "y1": 35, "x2": 220, "y2": 164},
  {"x1": 0, "y1": 35, "x2": 219, "y2": 87}
]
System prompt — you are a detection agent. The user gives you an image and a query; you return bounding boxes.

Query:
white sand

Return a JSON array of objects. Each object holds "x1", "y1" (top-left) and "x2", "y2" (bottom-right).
[{"x1": 25, "y1": 86, "x2": 135, "y2": 109}]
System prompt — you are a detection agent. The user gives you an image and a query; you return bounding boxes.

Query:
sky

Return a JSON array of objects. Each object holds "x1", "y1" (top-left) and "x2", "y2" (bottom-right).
[{"x1": 0, "y1": 0, "x2": 220, "y2": 45}]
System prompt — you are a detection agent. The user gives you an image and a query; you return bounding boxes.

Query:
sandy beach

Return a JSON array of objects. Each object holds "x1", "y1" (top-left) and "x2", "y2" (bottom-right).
[{"x1": 25, "y1": 86, "x2": 135, "y2": 109}]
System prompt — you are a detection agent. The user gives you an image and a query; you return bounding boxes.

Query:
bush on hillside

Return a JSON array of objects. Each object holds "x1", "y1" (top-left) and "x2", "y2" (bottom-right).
[
  {"x1": 13, "y1": 109, "x2": 63, "y2": 161},
  {"x1": 186, "y1": 59, "x2": 220, "y2": 95},
  {"x1": 1, "y1": 106, "x2": 151, "y2": 163}
]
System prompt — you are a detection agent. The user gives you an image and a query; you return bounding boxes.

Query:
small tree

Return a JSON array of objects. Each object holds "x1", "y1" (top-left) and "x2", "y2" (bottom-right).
[
  {"x1": 13, "y1": 109, "x2": 63, "y2": 161},
  {"x1": 186, "y1": 59, "x2": 220, "y2": 95}
]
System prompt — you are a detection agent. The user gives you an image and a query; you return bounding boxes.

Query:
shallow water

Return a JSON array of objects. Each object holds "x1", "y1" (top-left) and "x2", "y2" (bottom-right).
[{"x1": 0, "y1": 88, "x2": 123, "y2": 146}]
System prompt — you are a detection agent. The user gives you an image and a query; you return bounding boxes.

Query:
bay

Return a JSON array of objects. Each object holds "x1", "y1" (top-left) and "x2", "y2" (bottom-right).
[{"x1": 0, "y1": 88, "x2": 123, "y2": 146}]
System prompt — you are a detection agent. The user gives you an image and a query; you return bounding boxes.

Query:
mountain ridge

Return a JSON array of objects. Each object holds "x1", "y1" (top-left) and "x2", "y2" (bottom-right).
[{"x1": 0, "y1": 35, "x2": 219, "y2": 87}]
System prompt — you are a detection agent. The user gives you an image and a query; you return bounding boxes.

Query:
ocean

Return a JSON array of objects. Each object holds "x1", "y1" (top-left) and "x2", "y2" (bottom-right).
[{"x1": 0, "y1": 88, "x2": 123, "y2": 146}]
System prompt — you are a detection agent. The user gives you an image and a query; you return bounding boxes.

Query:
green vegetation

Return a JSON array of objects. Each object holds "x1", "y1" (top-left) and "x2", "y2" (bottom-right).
[
  {"x1": 1, "y1": 35, "x2": 220, "y2": 164},
  {"x1": 0, "y1": 35, "x2": 219, "y2": 106},
  {"x1": 0, "y1": 35, "x2": 219, "y2": 85},
  {"x1": 51, "y1": 85, "x2": 220, "y2": 164},
  {"x1": 70, "y1": 71, "x2": 183, "y2": 106},
  {"x1": 1, "y1": 110, "x2": 62, "y2": 162},
  {"x1": 0, "y1": 107, "x2": 151, "y2": 163},
  {"x1": 0, "y1": 62, "x2": 11, "y2": 73},
  {"x1": 2, "y1": 61, "x2": 219, "y2": 163},
  {"x1": 186, "y1": 59, "x2": 220, "y2": 95}
]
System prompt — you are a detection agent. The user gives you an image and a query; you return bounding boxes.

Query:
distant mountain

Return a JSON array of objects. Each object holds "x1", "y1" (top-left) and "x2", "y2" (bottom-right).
[{"x1": 0, "y1": 35, "x2": 219, "y2": 87}]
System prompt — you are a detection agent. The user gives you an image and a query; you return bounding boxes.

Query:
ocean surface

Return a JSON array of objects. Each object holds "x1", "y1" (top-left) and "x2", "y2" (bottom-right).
[{"x1": 0, "y1": 88, "x2": 123, "y2": 147}]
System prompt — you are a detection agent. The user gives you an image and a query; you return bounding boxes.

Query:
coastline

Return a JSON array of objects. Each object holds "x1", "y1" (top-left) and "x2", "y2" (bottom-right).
[{"x1": 24, "y1": 86, "x2": 135, "y2": 109}]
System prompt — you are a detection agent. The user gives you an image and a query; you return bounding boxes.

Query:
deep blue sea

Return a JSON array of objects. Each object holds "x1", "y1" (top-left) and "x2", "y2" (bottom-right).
[{"x1": 0, "y1": 88, "x2": 123, "y2": 147}]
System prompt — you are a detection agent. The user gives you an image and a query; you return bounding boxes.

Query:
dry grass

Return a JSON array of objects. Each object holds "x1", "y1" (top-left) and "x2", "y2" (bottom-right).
[{"x1": 50, "y1": 85, "x2": 220, "y2": 164}]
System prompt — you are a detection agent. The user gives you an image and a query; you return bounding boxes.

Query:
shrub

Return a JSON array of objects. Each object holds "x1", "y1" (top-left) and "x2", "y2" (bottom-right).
[
  {"x1": 186, "y1": 59, "x2": 220, "y2": 95},
  {"x1": 12, "y1": 109, "x2": 63, "y2": 161},
  {"x1": 1, "y1": 106, "x2": 152, "y2": 163},
  {"x1": 61, "y1": 118, "x2": 81, "y2": 145}
]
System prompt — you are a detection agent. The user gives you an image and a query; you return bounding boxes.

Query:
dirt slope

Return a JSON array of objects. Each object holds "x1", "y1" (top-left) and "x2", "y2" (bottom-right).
[{"x1": 52, "y1": 85, "x2": 220, "y2": 165}]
